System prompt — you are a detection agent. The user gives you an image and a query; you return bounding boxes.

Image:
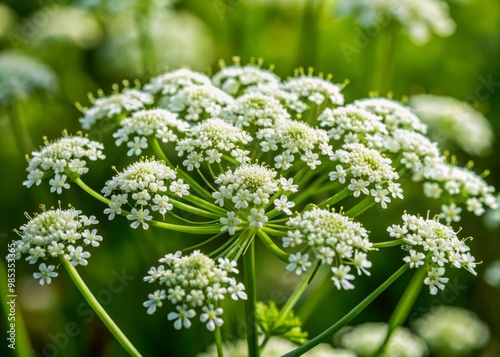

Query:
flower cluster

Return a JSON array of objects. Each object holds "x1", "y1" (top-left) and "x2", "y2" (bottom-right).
[
  {"x1": 10, "y1": 205, "x2": 102, "y2": 285},
  {"x1": 408, "y1": 94, "x2": 494, "y2": 156},
  {"x1": 79, "y1": 87, "x2": 154, "y2": 130},
  {"x1": 102, "y1": 158, "x2": 188, "y2": 228},
  {"x1": 175, "y1": 118, "x2": 253, "y2": 169},
  {"x1": 329, "y1": 143, "x2": 402, "y2": 208},
  {"x1": 143, "y1": 68, "x2": 212, "y2": 98},
  {"x1": 423, "y1": 162, "x2": 497, "y2": 219},
  {"x1": 284, "y1": 208, "x2": 373, "y2": 290},
  {"x1": 0, "y1": 52, "x2": 57, "y2": 104},
  {"x1": 214, "y1": 163, "x2": 297, "y2": 232},
  {"x1": 258, "y1": 119, "x2": 331, "y2": 170},
  {"x1": 336, "y1": 0, "x2": 456, "y2": 45},
  {"x1": 352, "y1": 97, "x2": 427, "y2": 134},
  {"x1": 165, "y1": 84, "x2": 234, "y2": 122},
  {"x1": 23, "y1": 132, "x2": 106, "y2": 193},
  {"x1": 113, "y1": 109, "x2": 189, "y2": 156},
  {"x1": 280, "y1": 72, "x2": 345, "y2": 108},
  {"x1": 143, "y1": 250, "x2": 246, "y2": 331},
  {"x1": 318, "y1": 105, "x2": 387, "y2": 146},
  {"x1": 211, "y1": 58, "x2": 280, "y2": 96},
  {"x1": 412, "y1": 306, "x2": 490, "y2": 356},
  {"x1": 222, "y1": 92, "x2": 290, "y2": 129},
  {"x1": 337, "y1": 322, "x2": 428, "y2": 357},
  {"x1": 388, "y1": 212, "x2": 477, "y2": 294}
]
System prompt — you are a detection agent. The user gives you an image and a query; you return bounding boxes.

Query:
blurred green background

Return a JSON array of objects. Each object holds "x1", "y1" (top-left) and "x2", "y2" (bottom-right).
[{"x1": 1, "y1": 0, "x2": 499, "y2": 356}]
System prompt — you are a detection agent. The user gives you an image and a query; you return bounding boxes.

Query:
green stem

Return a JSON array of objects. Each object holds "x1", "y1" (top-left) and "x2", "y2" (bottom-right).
[
  {"x1": 9, "y1": 99, "x2": 34, "y2": 157},
  {"x1": 296, "y1": 268, "x2": 332, "y2": 323},
  {"x1": 276, "y1": 261, "x2": 319, "y2": 326},
  {"x1": 60, "y1": 257, "x2": 142, "y2": 356},
  {"x1": 150, "y1": 138, "x2": 214, "y2": 201},
  {"x1": 283, "y1": 264, "x2": 409, "y2": 357},
  {"x1": 373, "y1": 240, "x2": 404, "y2": 249},
  {"x1": 74, "y1": 177, "x2": 111, "y2": 205},
  {"x1": 295, "y1": 0, "x2": 324, "y2": 67},
  {"x1": 345, "y1": 196, "x2": 375, "y2": 217},
  {"x1": 243, "y1": 239, "x2": 259, "y2": 357},
  {"x1": 371, "y1": 23, "x2": 398, "y2": 93},
  {"x1": 169, "y1": 198, "x2": 220, "y2": 219},
  {"x1": 0, "y1": 258, "x2": 32, "y2": 357},
  {"x1": 256, "y1": 230, "x2": 289, "y2": 263},
  {"x1": 214, "y1": 323, "x2": 224, "y2": 357},
  {"x1": 183, "y1": 194, "x2": 227, "y2": 216},
  {"x1": 73, "y1": 177, "x2": 221, "y2": 234},
  {"x1": 134, "y1": 1, "x2": 156, "y2": 74},
  {"x1": 372, "y1": 266, "x2": 426, "y2": 357},
  {"x1": 318, "y1": 186, "x2": 351, "y2": 208}
]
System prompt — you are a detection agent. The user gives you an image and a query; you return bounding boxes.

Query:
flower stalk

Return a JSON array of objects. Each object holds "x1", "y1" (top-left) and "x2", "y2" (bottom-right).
[{"x1": 60, "y1": 256, "x2": 142, "y2": 357}]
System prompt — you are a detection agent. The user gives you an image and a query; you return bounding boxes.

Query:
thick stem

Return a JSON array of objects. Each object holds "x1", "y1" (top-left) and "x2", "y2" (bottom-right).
[
  {"x1": 345, "y1": 196, "x2": 375, "y2": 217},
  {"x1": 318, "y1": 186, "x2": 351, "y2": 208},
  {"x1": 256, "y1": 230, "x2": 290, "y2": 263},
  {"x1": 243, "y1": 239, "x2": 259, "y2": 357},
  {"x1": 296, "y1": 267, "x2": 332, "y2": 323},
  {"x1": 60, "y1": 257, "x2": 142, "y2": 356},
  {"x1": 282, "y1": 264, "x2": 409, "y2": 357},
  {"x1": 214, "y1": 323, "x2": 224, "y2": 357},
  {"x1": 9, "y1": 99, "x2": 34, "y2": 157},
  {"x1": 372, "y1": 266, "x2": 426, "y2": 357},
  {"x1": 276, "y1": 261, "x2": 319, "y2": 326},
  {"x1": 373, "y1": 240, "x2": 404, "y2": 249}
]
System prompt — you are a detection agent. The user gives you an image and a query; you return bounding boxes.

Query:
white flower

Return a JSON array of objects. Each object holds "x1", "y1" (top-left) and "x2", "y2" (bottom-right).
[
  {"x1": 348, "y1": 178, "x2": 370, "y2": 197},
  {"x1": 143, "y1": 251, "x2": 244, "y2": 331},
  {"x1": 281, "y1": 74, "x2": 344, "y2": 107},
  {"x1": 80, "y1": 88, "x2": 154, "y2": 129},
  {"x1": 370, "y1": 186, "x2": 391, "y2": 209},
  {"x1": 127, "y1": 208, "x2": 153, "y2": 230},
  {"x1": 329, "y1": 164, "x2": 348, "y2": 184},
  {"x1": 228, "y1": 279, "x2": 248, "y2": 300},
  {"x1": 273, "y1": 195, "x2": 295, "y2": 215},
  {"x1": 82, "y1": 229, "x2": 103, "y2": 247},
  {"x1": 424, "y1": 267, "x2": 449, "y2": 295},
  {"x1": 403, "y1": 250, "x2": 426, "y2": 268},
  {"x1": 143, "y1": 289, "x2": 166, "y2": 315},
  {"x1": 213, "y1": 61, "x2": 280, "y2": 96},
  {"x1": 220, "y1": 212, "x2": 241, "y2": 235},
  {"x1": 200, "y1": 305, "x2": 224, "y2": 331},
  {"x1": 409, "y1": 94, "x2": 493, "y2": 156},
  {"x1": 170, "y1": 179, "x2": 190, "y2": 197},
  {"x1": 167, "y1": 304, "x2": 196, "y2": 330},
  {"x1": 352, "y1": 251, "x2": 372, "y2": 276},
  {"x1": 49, "y1": 174, "x2": 70, "y2": 194},
  {"x1": 331, "y1": 265, "x2": 355, "y2": 290},
  {"x1": 248, "y1": 208, "x2": 268, "y2": 229},
  {"x1": 12, "y1": 206, "x2": 102, "y2": 283},
  {"x1": 286, "y1": 252, "x2": 312, "y2": 275},
  {"x1": 412, "y1": 306, "x2": 490, "y2": 355},
  {"x1": 440, "y1": 203, "x2": 462, "y2": 223},
  {"x1": 126, "y1": 136, "x2": 148, "y2": 156},
  {"x1": 65, "y1": 245, "x2": 91, "y2": 266},
  {"x1": 33, "y1": 263, "x2": 58, "y2": 285}
]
